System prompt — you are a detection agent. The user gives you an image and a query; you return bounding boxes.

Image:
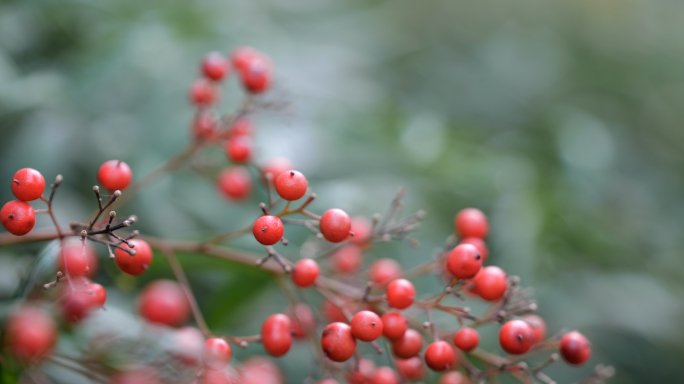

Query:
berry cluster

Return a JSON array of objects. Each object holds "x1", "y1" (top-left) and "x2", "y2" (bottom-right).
[{"x1": 0, "y1": 47, "x2": 613, "y2": 384}]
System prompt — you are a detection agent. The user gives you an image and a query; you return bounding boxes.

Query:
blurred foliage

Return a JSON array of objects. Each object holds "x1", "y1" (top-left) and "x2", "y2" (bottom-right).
[{"x1": 1, "y1": 0, "x2": 684, "y2": 383}]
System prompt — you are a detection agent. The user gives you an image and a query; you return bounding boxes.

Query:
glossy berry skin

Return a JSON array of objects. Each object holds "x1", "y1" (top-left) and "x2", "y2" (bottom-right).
[
  {"x1": 189, "y1": 78, "x2": 220, "y2": 105},
  {"x1": 11, "y1": 168, "x2": 45, "y2": 201},
  {"x1": 522, "y1": 314, "x2": 547, "y2": 344},
  {"x1": 5, "y1": 307, "x2": 56, "y2": 363},
  {"x1": 369, "y1": 367, "x2": 400, "y2": 384},
  {"x1": 454, "y1": 327, "x2": 479, "y2": 352},
  {"x1": 225, "y1": 135, "x2": 252, "y2": 163},
  {"x1": 386, "y1": 278, "x2": 416, "y2": 310},
  {"x1": 424, "y1": 340, "x2": 456, "y2": 371},
  {"x1": 275, "y1": 170, "x2": 308, "y2": 201},
  {"x1": 59, "y1": 239, "x2": 98, "y2": 277},
  {"x1": 261, "y1": 314, "x2": 293, "y2": 357},
  {"x1": 391, "y1": 329, "x2": 423, "y2": 359},
  {"x1": 217, "y1": 166, "x2": 252, "y2": 200},
  {"x1": 381, "y1": 311, "x2": 408, "y2": 340},
  {"x1": 321, "y1": 322, "x2": 357, "y2": 362},
  {"x1": 98, "y1": 160, "x2": 133, "y2": 191},
  {"x1": 454, "y1": 208, "x2": 489, "y2": 239},
  {"x1": 231, "y1": 46, "x2": 259, "y2": 72},
  {"x1": 114, "y1": 239, "x2": 153, "y2": 276},
  {"x1": 292, "y1": 258, "x2": 320, "y2": 287},
  {"x1": 1, "y1": 201, "x2": 35, "y2": 236},
  {"x1": 499, "y1": 320, "x2": 534, "y2": 355},
  {"x1": 252, "y1": 215, "x2": 284, "y2": 245},
  {"x1": 473, "y1": 266, "x2": 508, "y2": 301},
  {"x1": 261, "y1": 157, "x2": 294, "y2": 183},
  {"x1": 396, "y1": 357, "x2": 425, "y2": 380},
  {"x1": 369, "y1": 258, "x2": 402, "y2": 285},
  {"x1": 201, "y1": 52, "x2": 230, "y2": 81},
  {"x1": 460, "y1": 237, "x2": 488, "y2": 262},
  {"x1": 346, "y1": 358, "x2": 376, "y2": 384},
  {"x1": 240, "y1": 57, "x2": 272, "y2": 93},
  {"x1": 447, "y1": 243, "x2": 483, "y2": 279},
  {"x1": 560, "y1": 331, "x2": 591, "y2": 365},
  {"x1": 138, "y1": 280, "x2": 190, "y2": 327},
  {"x1": 202, "y1": 338, "x2": 232, "y2": 370},
  {"x1": 85, "y1": 283, "x2": 107, "y2": 308},
  {"x1": 439, "y1": 371, "x2": 471, "y2": 384},
  {"x1": 351, "y1": 310, "x2": 383, "y2": 342},
  {"x1": 319, "y1": 208, "x2": 352, "y2": 243},
  {"x1": 331, "y1": 245, "x2": 363, "y2": 274},
  {"x1": 191, "y1": 111, "x2": 218, "y2": 142}
]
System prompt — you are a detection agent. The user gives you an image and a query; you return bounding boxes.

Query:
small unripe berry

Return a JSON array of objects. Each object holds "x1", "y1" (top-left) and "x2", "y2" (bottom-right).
[
  {"x1": 522, "y1": 314, "x2": 547, "y2": 344},
  {"x1": 320, "y1": 208, "x2": 352, "y2": 243},
  {"x1": 217, "y1": 166, "x2": 252, "y2": 201},
  {"x1": 11, "y1": 168, "x2": 45, "y2": 201},
  {"x1": 252, "y1": 215, "x2": 284, "y2": 245},
  {"x1": 396, "y1": 356, "x2": 425, "y2": 380},
  {"x1": 351, "y1": 310, "x2": 383, "y2": 342},
  {"x1": 369, "y1": 258, "x2": 402, "y2": 285},
  {"x1": 191, "y1": 111, "x2": 218, "y2": 141},
  {"x1": 386, "y1": 278, "x2": 415, "y2": 310},
  {"x1": 499, "y1": 319, "x2": 534, "y2": 355},
  {"x1": 473, "y1": 266, "x2": 508, "y2": 301},
  {"x1": 98, "y1": 160, "x2": 133, "y2": 191},
  {"x1": 261, "y1": 313, "x2": 293, "y2": 357},
  {"x1": 114, "y1": 239, "x2": 153, "y2": 276},
  {"x1": 1, "y1": 200, "x2": 36, "y2": 236},
  {"x1": 391, "y1": 329, "x2": 422, "y2": 359},
  {"x1": 321, "y1": 322, "x2": 357, "y2": 362},
  {"x1": 275, "y1": 170, "x2": 308, "y2": 201},
  {"x1": 454, "y1": 208, "x2": 489, "y2": 239},
  {"x1": 453, "y1": 327, "x2": 479, "y2": 352},
  {"x1": 381, "y1": 312, "x2": 408, "y2": 340},
  {"x1": 225, "y1": 135, "x2": 253, "y2": 163},
  {"x1": 446, "y1": 243, "x2": 483, "y2": 279},
  {"x1": 460, "y1": 237, "x2": 488, "y2": 262},
  {"x1": 138, "y1": 280, "x2": 190, "y2": 327},
  {"x1": 5, "y1": 307, "x2": 56, "y2": 363},
  {"x1": 189, "y1": 78, "x2": 220, "y2": 105},
  {"x1": 369, "y1": 366, "x2": 400, "y2": 384},
  {"x1": 240, "y1": 56, "x2": 273, "y2": 93},
  {"x1": 346, "y1": 358, "x2": 376, "y2": 384},
  {"x1": 439, "y1": 371, "x2": 471, "y2": 384},
  {"x1": 261, "y1": 157, "x2": 294, "y2": 183},
  {"x1": 202, "y1": 338, "x2": 232, "y2": 370},
  {"x1": 59, "y1": 239, "x2": 98, "y2": 277},
  {"x1": 424, "y1": 340, "x2": 456, "y2": 371},
  {"x1": 560, "y1": 331, "x2": 591, "y2": 365},
  {"x1": 330, "y1": 244, "x2": 363, "y2": 274},
  {"x1": 201, "y1": 52, "x2": 230, "y2": 81},
  {"x1": 292, "y1": 258, "x2": 320, "y2": 287}
]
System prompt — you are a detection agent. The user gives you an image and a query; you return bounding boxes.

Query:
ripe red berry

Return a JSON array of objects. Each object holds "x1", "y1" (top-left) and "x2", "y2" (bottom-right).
[
  {"x1": 11, "y1": 168, "x2": 45, "y2": 201},
  {"x1": 201, "y1": 52, "x2": 230, "y2": 81},
  {"x1": 172, "y1": 327, "x2": 204, "y2": 366},
  {"x1": 349, "y1": 216, "x2": 372, "y2": 244},
  {"x1": 138, "y1": 280, "x2": 190, "y2": 327},
  {"x1": 424, "y1": 340, "x2": 456, "y2": 371},
  {"x1": 369, "y1": 258, "x2": 402, "y2": 285},
  {"x1": 320, "y1": 208, "x2": 352, "y2": 243},
  {"x1": 85, "y1": 283, "x2": 107, "y2": 309},
  {"x1": 240, "y1": 57, "x2": 272, "y2": 93},
  {"x1": 351, "y1": 310, "x2": 383, "y2": 342},
  {"x1": 473, "y1": 266, "x2": 508, "y2": 301},
  {"x1": 446, "y1": 243, "x2": 483, "y2": 279},
  {"x1": 191, "y1": 111, "x2": 218, "y2": 141},
  {"x1": 240, "y1": 356, "x2": 284, "y2": 384},
  {"x1": 59, "y1": 239, "x2": 98, "y2": 277},
  {"x1": 1, "y1": 200, "x2": 36, "y2": 236},
  {"x1": 5, "y1": 307, "x2": 56, "y2": 363},
  {"x1": 292, "y1": 258, "x2": 320, "y2": 287},
  {"x1": 499, "y1": 319, "x2": 534, "y2": 355},
  {"x1": 261, "y1": 157, "x2": 294, "y2": 183},
  {"x1": 396, "y1": 356, "x2": 425, "y2": 380},
  {"x1": 331, "y1": 245, "x2": 363, "y2": 274},
  {"x1": 522, "y1": 314, "x2": 547, "y2": 344},
  {"x1": 217, "y1": 166, "x2": 252, "y2": 201},
  {"x1": 98, "y1": 160, "x2": 133, "y2": 191},
  {"x1": 369, "y1": 366, "x2": 400, "y2": 384},
  {"x1": 114, "y1": 239, "x2": 153, "y2": 276},
  {"x1": 261, "y1": 313, "x2": 293, "y2": 357},
  {"x1": 189, "y1": 78, "x2": 220, "y2": 105},
  {"x1": 275, "y1": 170, "x2": 308, "y2": 201},
  {"x1": 453, "y1": 327, "x2": 479, "y2": 352},
  {"x1": 202, "y1": 338, "x2": 232, "y2": 370},
  {"x1": 381, "y1": 312, "x2": 408, "y2": 341},
  {"x1": 386, "y1": 278, "x2": 415, "y2": 310},
  {"x1": 391, "y1": 329, "x2": 423, "y2": 359},
  {"x1": 346, "y1": 358, "x2": 376, "y2": 384},
  {"x1": 252, "y1": 215, "x2": 284, "y2": 245},
  {"x1": 61, "y1": 288, "x2": 96, "y2": 322},
  {"x1": 321, "y1": 322, "x2": 357, "y2": 362},
  {"x1": 288, "y1": 303, "x2": 316, "y2": 339},
  {"x1": 227, "y1": 117, "x2": 253, "y2": 138},
  {"x1": 231, "y1": 46, "x2": 259, "y2": 72},
  {"x1": 460, "y1": 237, "x2": 488, "y2": 262},
  {"x1": 560, "y1": 331, "x2": 591, "y2": 365},
  {"x1": 225, "y1": 135, "x2": 253, "y2": 163},
  {"x1": 439, "y1": 371, "x2": 471, "y2": 384},
  {"x1": 454, "y1": 208, "x2": 489, "y2": 239}
]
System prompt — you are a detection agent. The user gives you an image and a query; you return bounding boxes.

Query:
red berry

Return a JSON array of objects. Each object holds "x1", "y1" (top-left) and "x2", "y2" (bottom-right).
[
  {"x1": 522, "y1": 314, "x2": 547, "y2": 344},
  {"x1": 499, "y1": 320, "x2": 534, "y2": 355},
  {"x1": 321, "y1": 322, "x2": 357, "y2": 362},
  {"x1": 11, "y1": 168, "x2": 45, "y2": 201},
  {"x1": 473, "y1": 266, "x2": 508, "y2": 301},
  {"x1": 225, "y1": 135, "x2": 253, "y2": 163},
  {"x1": 217, "y1": 166, "x2": 252, "y2": 201},
  {"x1": 227, "y1": 117, "x2": 253, "y2": 138},
  {"x1": 252, "y1": 215, "x2": 284, "y2": 245},
  {"x1": 231, "y1": 46, "x2": 259, "y2": 72},
  {"x1": 369, "y1": 367, "x2": 400, "y2": 384},
  {"x1": 350, "y1": 310, "x2": 383, "y2": 342},
  {"x1": 392, "y1": 329, "x2": 423, "y2": 359},
  {"x1": 240, "y1": 56, "x2": 272, "y2": 93},
  {"x1": 322, "y1": 300, "x2": 348, "y2": 323},
  {"x1": 453, "y1": 327, "x2": 479, "y2": 352},
  {"x1": 201, "y1": 52, "x2": 230, "y2": 81},
  {"x1": 240, "y1": 356, "x2": 283, "y2": 384},
  {"x1": 59, "y1": 239, "x2": 98, "y2": 277},
  {"x1": 446, "y1": 244, "x2": 483, "y2": 279},
  {"x1": 396, "y1": 357, "x2": 425, "y2": 380},
  {"x1": 460, "y1": 237, "x2": 488, "y2": 262},
  {"x1": 1, "y1": 200, "x2": 35, "y2": 236},
  {"x1": 331, "y1": 245, "x2": 363, "y2": 274},
  {"x1": 560, "y1": 331, "x2": 591, "y2": 365},
  {"x1": 202, "y1": 369, "x2": 241, "y2": 384},
  {"x1": 381, "y1": 312, "x2": 408, "y2": 340},
  {"x1": 439, "y1": 371, "x2": 471, "y2": 384},
  {"x1": 320, "y1": 208, "x2": 352, "y2": 243},
  {"x1": 346, "y1": 358, "x2": 376, "y2": 384},
  {"x1": 114, "y1": 239, "x2": 153, "y2": 276},
  {"x1": 292, "y1": 258, "x2": 320, "y2": 287},
  {"x1": 202, "y1": 338, "x2": 232, "y2": 370},
  {"x1": 386, "y1": 278, "x2": 415, "y2": 310},
  {"x1": 369, "y1": 258, "x2": 402, "y2": 285},
  {"x1": 275, "y1": 170, "x2": 308, "y2": 201},
  {"x1": 61, "y1": 288, "x2": 96, "y2": 322},
  {"x1": 85, "y1": 283, "x2": 107, "y2": 309},
  {"x1": 5, "y1": 307, "x2": 56, "y2": 362},
  {"x1": 425, "y1": 341, "x2": 456, "y2": 371},
  {"x1": 288, "y1": 303, "x2": 316, "y2": 339},
  {"x1": 191, "y1": 111, "x2": 218, "y2": 141},
  {"x1": 138, "y1": 280, "x2": 190, "y2": 327},
  {"x1": 190, "y1": 78, "x2": 220, "y2": 105},
  {"x1": 172, "y1": 327, "x2": 204, "y2": 366},
  {"x1": 454, "y1": 208, "x2": 489, "y2": 239},
  {"x1": 261, "y1": 313, "x2": 293, "y2": 357},
  {"x1": 261, "y1": 157, "x2": 294, "y2": 183},
  {"x1": 97, "y1": 160, "x2": 133, "y2": 191},
  {"x1": 349, "y1": 216, "x2": 372, "y2": 244}
]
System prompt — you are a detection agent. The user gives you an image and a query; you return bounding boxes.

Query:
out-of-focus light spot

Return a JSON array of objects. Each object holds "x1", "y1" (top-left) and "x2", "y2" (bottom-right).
[
  {"x1": 400, "y1": 114, "x2": 445, "y2": 166},
  {"x1": 557, "y1": 110, "x2": 615, "y2": 171}
]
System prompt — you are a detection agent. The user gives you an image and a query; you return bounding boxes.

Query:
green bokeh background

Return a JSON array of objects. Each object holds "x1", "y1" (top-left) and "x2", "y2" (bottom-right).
[{"x1": 1, "y1": 0, "x2": 684, "y2": 383}]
